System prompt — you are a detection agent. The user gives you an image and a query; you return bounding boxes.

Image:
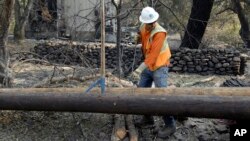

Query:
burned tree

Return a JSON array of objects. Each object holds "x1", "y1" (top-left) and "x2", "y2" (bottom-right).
[
  {"x1": 111, "y1": 0, "x2": 141, "y2": 77},
  {"x1": 231, "y1": 0, "x2": 250, "y2": 48},
  {"x1": 0, "y1": 0, "x2": 14, "y2": 87},
  {"x1": 14, "y1": 0, "x2": 33, "y2": 42},
  {"x1": 111, "y1": 0, "x2": 123, "y2": 78},
  {"x1": 27, "y1": 0, "x2": 57, "y2": 39},
  {"x1": 180, "y1": 0, "x2": 214, "y2": 49}
]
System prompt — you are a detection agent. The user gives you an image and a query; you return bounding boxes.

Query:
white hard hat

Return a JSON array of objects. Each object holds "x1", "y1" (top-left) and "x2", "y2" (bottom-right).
[{"x1": 139, "y1": 7, "x2": 159, "y2": 23}]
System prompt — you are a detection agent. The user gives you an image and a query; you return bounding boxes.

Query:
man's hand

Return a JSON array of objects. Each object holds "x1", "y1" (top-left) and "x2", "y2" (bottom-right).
[
  {"x1": 128, "y1": 62, "x2": 147, "y2": 84},
  {"x1": 128, "y1": 71, "x2": 140, "y2": 81},
  {"x1": 135, "y1": 62, "x2": 147, "y2": 74},
  {"x1": 134, "y1": 33, "x2": 141, "y2": 44}
]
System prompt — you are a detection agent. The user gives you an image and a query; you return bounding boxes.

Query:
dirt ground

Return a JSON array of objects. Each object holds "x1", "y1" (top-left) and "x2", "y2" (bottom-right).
[{"x1": 1, "y1": 39, "x2": 250, "y2": 141}]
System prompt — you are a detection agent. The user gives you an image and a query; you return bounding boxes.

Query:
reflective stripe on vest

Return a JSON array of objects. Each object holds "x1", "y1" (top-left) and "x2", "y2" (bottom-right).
[{"x1": 140, "y1": 23, "x2": 168, "y2": 54}]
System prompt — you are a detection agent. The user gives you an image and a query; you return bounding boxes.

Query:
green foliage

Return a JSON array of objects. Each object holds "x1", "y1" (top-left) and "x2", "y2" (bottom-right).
[
  {"x1": 203, "y1": 0, "x2": 243, "y2": 47},
  {"x1": 216, "y1": 22, "x2": 242, "y2": 46}
]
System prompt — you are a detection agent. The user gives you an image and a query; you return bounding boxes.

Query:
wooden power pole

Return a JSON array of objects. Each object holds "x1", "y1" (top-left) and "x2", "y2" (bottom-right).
[{"x1": 1, "y1": 87, "x2": 250, "y2": 120}]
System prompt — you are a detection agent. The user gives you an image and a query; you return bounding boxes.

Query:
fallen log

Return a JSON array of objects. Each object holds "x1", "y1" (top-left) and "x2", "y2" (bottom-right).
[
  {"x1": 180, "y1": 76, "x2": 215, "y2": 87},
  {"x1": 0, "y1": 87, "x2": 250, "y2": 120},
  {"x1": 112, "y1": 114, "x2": 127, "y2": 140},
  {"x1": 111, "y1": 125, "x2": 121, "y2": 141}
]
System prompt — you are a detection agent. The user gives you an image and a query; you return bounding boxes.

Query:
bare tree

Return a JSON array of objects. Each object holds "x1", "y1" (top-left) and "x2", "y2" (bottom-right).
[
  {"x1": 157, "y1": 0, "x2": 189, "y2": 38},
  {"x1": 14, "y1": 0, "x2": 33, "y2": 42},
  {"x1": 0, "y1": 0, "x2": 15, "y2": 87},
  {"x1": 180, "y1": 0, "x2": 214, "y2": 49},
  {"x1": 111, "y1": 0, "x2": 123, "y2": 77}
]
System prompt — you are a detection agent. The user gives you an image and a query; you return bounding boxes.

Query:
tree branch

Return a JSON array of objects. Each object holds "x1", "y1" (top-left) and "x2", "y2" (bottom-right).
[{"x1": 216, "y1": 7, "x2": 234, "y2": 16}]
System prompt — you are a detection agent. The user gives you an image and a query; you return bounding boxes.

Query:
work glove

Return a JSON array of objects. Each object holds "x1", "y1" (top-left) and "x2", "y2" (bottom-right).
[
  {"x1": 134, "y1": 33, "x2": 141, "y2": 44},
  {"x1": 128, "y1": 62, "x2": 147, "y2": 83},
  {"x1": 135, "y1": 62, "x2": 147, "y2": 74},
  {"x1": 128, "y1": 71, "x2": 140, "y2": 83}
]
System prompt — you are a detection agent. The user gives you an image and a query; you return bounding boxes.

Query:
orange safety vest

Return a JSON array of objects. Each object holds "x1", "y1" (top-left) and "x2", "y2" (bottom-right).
[{"x1": 140, "y1": 23, "x2": 171, "y2": 71}]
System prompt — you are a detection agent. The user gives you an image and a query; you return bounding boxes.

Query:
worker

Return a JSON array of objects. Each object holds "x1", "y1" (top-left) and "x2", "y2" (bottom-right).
[{"x1": 130, "y1": 6, "x2": 176, "y2": 138}]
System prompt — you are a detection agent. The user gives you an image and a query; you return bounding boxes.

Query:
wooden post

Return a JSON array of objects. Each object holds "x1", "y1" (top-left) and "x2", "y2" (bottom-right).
[
  {"x1": 0, "y1": 87, "x2": 250, "y2": 120},
  {"x1": 101, "y1": 0, "x2": 105, "y2": 78},
  {"x1": 99, "y1": 0, "x2": 106, "y2": 94}
]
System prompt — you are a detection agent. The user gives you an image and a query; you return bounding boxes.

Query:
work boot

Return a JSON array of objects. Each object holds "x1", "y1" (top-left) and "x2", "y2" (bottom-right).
[
  {"x1": 158, "y1": 116, "x2": 176, "y2": 138},
  {"x1": 135, "y1": 116, "x2": 154, "y2": 127},
  {"x1": 157, "y1": 125, "x2": 176, "y2": 138}
]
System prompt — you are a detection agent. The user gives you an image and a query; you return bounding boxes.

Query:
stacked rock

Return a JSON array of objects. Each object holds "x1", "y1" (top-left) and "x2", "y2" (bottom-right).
[{"x1": 33, "y1": 41, "x2": 245, "y2": 75}]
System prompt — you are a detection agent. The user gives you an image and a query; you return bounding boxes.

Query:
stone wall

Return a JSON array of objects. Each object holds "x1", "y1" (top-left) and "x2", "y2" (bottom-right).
[
  {"x1": 33, "y1": 41, "x2": 246, "y2": 75},
  {"x1": 170, "y1": 48, "x2": 244, "y2": 75}
]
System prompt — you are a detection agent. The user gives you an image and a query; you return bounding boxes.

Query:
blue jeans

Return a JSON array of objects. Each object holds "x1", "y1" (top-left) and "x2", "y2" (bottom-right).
[{"x1": 138, "y1": 66, "x2": 176, "y2": 127}]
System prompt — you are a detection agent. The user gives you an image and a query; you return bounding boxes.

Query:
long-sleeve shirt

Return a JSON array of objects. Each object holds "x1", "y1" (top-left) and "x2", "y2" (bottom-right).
[{"x1": 140, "y1": 31, "x2": 167, "y2": 71}]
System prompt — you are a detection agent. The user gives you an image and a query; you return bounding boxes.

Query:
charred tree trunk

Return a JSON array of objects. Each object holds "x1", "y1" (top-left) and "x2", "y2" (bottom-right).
[
  {"x1": 180, "y1": 0, "x2": 214, "y2": 49},
  {"x1": 112, "y1": 0, "x2": 123, "y2": 78},
  {"x1": 14, "y1": 0, "x2": 33, "y2": 42},
  {"x1": 232, "y1": 0, "x2": 250, "y2": 48},
  {"x1": 0, "y1": 0, "x2": 14, "y2": 87}
]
